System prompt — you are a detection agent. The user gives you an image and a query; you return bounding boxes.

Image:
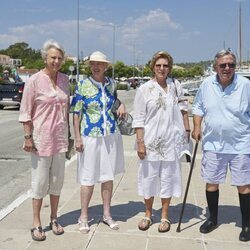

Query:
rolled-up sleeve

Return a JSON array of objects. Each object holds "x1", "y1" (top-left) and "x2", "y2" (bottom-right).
[
  {"x1": 132, "y1": 88, "x2": 146, "y2": 128},
  {"x1": 192, "y1": 88, "x2": 205, "y2": 117},
  {"x1": 175, "y1": 80, "x2": 188, "y2": 111}
]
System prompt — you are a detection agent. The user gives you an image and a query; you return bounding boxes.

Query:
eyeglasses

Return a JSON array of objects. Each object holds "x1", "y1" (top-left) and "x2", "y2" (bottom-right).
[
  {"x1": 155, "y1": 64, "x2": 169, "y2": 68},
  {"x1": 218, "y1": 63, "x2": 236, "y2": 69}
]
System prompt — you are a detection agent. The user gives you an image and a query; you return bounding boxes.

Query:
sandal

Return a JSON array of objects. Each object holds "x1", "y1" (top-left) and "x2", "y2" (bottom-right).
[
  {"x1": 103, "y1": 216, "x2": 119, "y2": 230},
  {"x1": 78, "y1": 218, "x2": 90, "y2": 234},
  {"x1": 49, "y1": 219, "x2": 64, "y2": 235},
  {"x1": 158, "y1": 218, "x2": 171, "y2": 233},
  {"x1": 138, "y1": 217, "x2": 152, "y2": 231},
  {"x1": 30, "y1": 226, "x2": 46, "y2": 241}
]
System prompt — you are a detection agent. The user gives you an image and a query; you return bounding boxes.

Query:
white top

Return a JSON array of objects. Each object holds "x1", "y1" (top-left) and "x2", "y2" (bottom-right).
[{"x1": 132, "y1": 78, "x2": 190, "y2": 161}]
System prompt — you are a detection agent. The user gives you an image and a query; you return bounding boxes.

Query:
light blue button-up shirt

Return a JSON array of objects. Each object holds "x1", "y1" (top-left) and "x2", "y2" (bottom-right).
[{"x1": 192, "y1": 74, "x2": 250, "y2": 154}]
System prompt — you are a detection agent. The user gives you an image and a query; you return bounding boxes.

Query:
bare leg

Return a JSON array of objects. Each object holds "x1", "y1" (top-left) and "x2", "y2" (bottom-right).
[
  {"x1": 161, "y1": 197, "x2": 171, "y2": 219},
  {"x1": 158, "y1": 197, "x2": 171, "y2": 232},
  {"x1": 138, "y1": 197, "x2": 154, "y2": 231},
  {"x1": 77, "y1": 185, "x2": 94, "y2": 233},
  {"x1": 80, "y1": 185, "x2": 94, "y2": 219},
  {"x1": 237, "y1": 184, "x2": 250, "y2": 194},
  {"x1": 144, "y1": 197, "x2": 154, "y2": 218},
  {"x1": 50, "y1": 194, "x2": 60, "y2": 220},
  {"x1": 101, "y1": 181, "x2": 113, "y2": 217},
  {"x1": 49, "y1": 194, "x2": 64, "y2": 234},
  {"x1": 31, "y1": 198, "x2": 46, "y2": 238},
  {"x1": 32, "y1": 198, "x2": 43, "y2": 227},
  {"x1": 101, "y1": 181, "x2": 120, "y2": 230}
]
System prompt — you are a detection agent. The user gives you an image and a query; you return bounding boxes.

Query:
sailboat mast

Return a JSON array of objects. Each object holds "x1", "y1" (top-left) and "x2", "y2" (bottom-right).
[{"x1": 239, "y1": 3, "x2": 242, "y2": 67}]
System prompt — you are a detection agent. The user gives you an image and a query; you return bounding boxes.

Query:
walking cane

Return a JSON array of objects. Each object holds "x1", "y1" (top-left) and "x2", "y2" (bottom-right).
[{"x1": 176, "y1": 141, "x2": 199, "y2": 232}]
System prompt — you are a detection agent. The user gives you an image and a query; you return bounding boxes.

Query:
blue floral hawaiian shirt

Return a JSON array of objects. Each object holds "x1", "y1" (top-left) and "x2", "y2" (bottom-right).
[{"x1": 71, "y1": 76, "x2": 119, "y2": 137}]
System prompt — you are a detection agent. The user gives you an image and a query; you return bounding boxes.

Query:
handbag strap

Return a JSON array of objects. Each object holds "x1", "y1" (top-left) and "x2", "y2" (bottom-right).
[
  {"x1": 112, "y1": 79, "x2": 118, "y2": 100},
  {"x1": 172, "y1": 77, "x2": 187, "y2": 103}
]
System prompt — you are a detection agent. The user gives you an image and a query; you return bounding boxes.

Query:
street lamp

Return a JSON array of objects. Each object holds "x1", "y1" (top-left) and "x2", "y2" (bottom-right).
[
  {"x1": 76, "y1": 0, "x2": 80, "y2": 82},
  {"x1": 112, "y1": 24, "x2": 115, "y2": 79},
  {"x1": 101, "y1": 23, "x2": 116, "y2": 79}
]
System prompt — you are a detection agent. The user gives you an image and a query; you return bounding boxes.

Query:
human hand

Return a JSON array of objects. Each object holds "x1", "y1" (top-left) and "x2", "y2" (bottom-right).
[
  {"x1": 137, "y1": 141, "x2": 146, "y2": 160},
  {"x1": 116, "y1": 103, "x2": 127, "y2": 119},
  {"x1": 75, "y1": 138, "x2": 84, "y2": 152},
  {"x1": 191, "y1": 129, "x2": 201, "y2": 142},
  {"x1": 23, "y1": 139, "x2": 37, "y2": 152}
]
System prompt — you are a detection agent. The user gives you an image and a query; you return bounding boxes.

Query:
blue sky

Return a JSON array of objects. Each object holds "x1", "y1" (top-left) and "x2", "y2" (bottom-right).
[{"x1": 0, "y1": 0, "x2": 250, "y2": 65}]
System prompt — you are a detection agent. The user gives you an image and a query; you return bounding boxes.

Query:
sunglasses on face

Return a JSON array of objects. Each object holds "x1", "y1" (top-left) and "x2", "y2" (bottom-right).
[
  {"x1": 218, "y1": 63, "x2": 236, "y2": 69},
  {"x1": 155, "y1": 64, "x2": 169, "y2": 69}
]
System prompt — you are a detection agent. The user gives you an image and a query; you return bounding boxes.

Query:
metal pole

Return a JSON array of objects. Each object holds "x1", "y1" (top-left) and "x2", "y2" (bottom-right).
[
  {"x1": 112, "y1": 25, "x2": 115, "y2": 79},
  {"x1": 239, "y1": 2, "x2": 242, "y2": 68},
  {"x1": 76, "y1": 0, "x2": 79, "y2": 82}
]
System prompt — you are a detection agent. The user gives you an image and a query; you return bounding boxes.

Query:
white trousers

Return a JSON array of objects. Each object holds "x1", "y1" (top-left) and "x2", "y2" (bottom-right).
[{"x1": 31, "y1": 152, "x2": 65, "y2": 199}]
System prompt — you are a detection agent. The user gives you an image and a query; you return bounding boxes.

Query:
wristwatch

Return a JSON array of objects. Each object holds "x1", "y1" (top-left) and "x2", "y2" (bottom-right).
[{"x1": 24, "y1": 134, "x2": 32, "y2": 139}]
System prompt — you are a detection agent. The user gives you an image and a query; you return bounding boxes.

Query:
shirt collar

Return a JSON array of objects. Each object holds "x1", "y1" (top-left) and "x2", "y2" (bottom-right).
[
  {"x1": 89, "y1": 76, "x2": 111, "y2": 88},
  {"x1": 213, "y1": 73, "x2": 236, "y2": 86}
]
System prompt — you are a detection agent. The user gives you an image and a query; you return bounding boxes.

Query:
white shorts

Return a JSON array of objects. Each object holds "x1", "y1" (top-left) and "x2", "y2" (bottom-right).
[
  {"x1": 77, "y1": 133, "x2": 125, "y2": 185},
  {"x1": 31, "y1": 152, "x2": 66, "y2": 199},
  {"x1": 201, "y1": 151, "x2": 250, "y2": 186},
  {"x1": 138, "y1": 159, "x2": 182, "y2": 199}
]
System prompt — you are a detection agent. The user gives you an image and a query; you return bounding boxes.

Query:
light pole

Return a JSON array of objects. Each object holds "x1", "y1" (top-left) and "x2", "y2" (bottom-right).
[
  {"x1": 112, "y1": 24, "x2": 115, "y2": 79},
  {"x1": 76, "y1": 0, "x2": 80, "y2": 81},
  {"x1": 100, "y1": 23, "x2": 116, "y2": 79}
]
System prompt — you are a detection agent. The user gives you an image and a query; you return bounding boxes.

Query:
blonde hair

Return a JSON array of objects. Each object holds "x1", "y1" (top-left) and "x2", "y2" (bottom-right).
[{"x1": 150, "y1": 51, "x2": 173, "y2": 74}]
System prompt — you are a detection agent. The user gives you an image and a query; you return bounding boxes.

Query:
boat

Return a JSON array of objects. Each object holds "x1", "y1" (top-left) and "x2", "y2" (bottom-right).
[
  {"x1": 235, "y1": 3, "x2": 250, "y2": 79},
  {"x1": 235, "y1": 66, "x2": 250, "y2": 79}
]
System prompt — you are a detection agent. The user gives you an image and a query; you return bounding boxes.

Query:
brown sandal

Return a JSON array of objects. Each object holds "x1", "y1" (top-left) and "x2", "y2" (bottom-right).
[
  {"x1": 158, "y1": 218, "x2": 171, "y2": 233},
  {"x1": 49, "y1": 220, "x2": 64, "y2": 235},
  {"x1": 30, "y1": 226, "x2": 46, "y2": 241},
  {"x1": 138, "y1": 217, "x2": 152, "y2": 231}
]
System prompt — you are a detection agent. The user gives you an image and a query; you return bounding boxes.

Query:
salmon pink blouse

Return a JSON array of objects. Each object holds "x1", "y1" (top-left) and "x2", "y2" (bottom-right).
[{"x1": 19, "y1": 70, "x2": 69, "y2": 157}]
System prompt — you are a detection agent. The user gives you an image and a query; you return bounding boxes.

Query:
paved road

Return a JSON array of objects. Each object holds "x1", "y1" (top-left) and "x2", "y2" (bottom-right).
[
  {"x1": 0, "y1": 89, "x2": 136, "y2": 211},
  {"x1": 0, "y1": 107, "x2": 31, "y2": 210}
]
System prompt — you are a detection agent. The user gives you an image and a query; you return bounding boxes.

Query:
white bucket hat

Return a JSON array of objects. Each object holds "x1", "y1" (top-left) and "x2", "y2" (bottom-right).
[{"x1": 88, "y1": 51, "x2": 110, "y2": 64}]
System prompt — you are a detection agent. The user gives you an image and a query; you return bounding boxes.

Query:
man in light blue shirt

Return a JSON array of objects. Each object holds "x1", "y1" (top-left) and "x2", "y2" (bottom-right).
[{"x1": 192, "y1": 49, "x2": 250, "y2": 242}]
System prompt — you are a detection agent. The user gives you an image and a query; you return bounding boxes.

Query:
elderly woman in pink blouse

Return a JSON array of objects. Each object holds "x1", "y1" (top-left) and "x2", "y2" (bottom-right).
[{"x1": 19, "y1": 39, "x2": 70, "y2": 241}]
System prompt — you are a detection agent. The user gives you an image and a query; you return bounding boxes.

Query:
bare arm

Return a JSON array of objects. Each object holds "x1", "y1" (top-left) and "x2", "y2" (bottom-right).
[
  {"x1": 117, "y1": 102, "x2": 127, "y2": 119},
  {"x1": 73, "y1": 114, "x2": 83, "y2": 152},
  {"x1": 135, "y1": 127, "x2": 146, "y2": 160},
  {"x1": 192, "y1": 114, "x2": 203, "y2": 142},
  {"x1": 181, "y1": 110, "x2": 191, "y2": 141},
  {"x1": 22, "y1": 121, "x2": 36, "y2": 152}
]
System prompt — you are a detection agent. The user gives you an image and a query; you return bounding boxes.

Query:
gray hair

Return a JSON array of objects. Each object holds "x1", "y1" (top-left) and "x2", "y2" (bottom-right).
[
  {"x1": 41, "y1": 39, "x2": 65, "y2": 60},
  {"x1": 214, "y1": 49, "x2": 236, "y2": 67}
]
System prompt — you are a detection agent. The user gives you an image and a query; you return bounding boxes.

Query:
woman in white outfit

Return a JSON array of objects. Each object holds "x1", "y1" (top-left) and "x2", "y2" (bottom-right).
[
  {"x1": 71, "y1": 51, "x2": 126, "y2": 233},
  {"x1": 132, "y1": 51, "x2": 191, "y2": 232}
]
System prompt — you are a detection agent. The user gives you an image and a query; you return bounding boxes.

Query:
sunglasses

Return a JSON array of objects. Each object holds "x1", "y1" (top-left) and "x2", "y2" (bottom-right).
[
  {"x1": 155, "y1": 64, "x2": 169, "y2": 68},
  {"x1": 218, "y1": 63, "x2": 236, "y2": 69}
]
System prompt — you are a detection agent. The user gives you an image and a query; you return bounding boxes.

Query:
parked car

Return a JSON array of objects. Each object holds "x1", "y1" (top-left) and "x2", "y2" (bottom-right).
[{"x1": 0, "y1": 79, "x2": 25, "y2": 109}]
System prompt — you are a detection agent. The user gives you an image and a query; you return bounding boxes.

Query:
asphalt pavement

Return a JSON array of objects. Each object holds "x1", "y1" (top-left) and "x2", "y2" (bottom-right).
[{"x1": 0, "y1": 90, "x2": 249, "y2": 249}]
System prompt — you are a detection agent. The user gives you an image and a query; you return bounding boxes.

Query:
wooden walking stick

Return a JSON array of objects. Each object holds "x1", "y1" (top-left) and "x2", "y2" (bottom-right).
[{"x1": 176, "y1": 141, "x2": 199, "y2": 232}]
